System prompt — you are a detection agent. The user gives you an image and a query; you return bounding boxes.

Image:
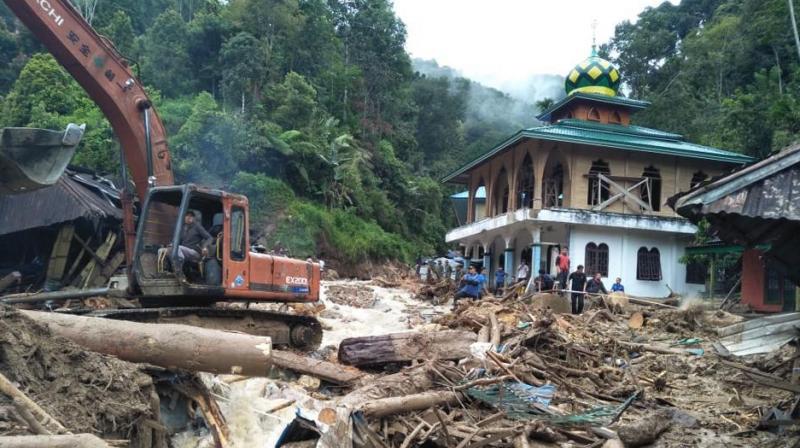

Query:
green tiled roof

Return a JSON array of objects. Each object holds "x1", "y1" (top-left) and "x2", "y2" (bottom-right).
[
  {"x1": 442, "y1": 119, "x2": 755, "y2": 183},
  {"x1": 536, "y1": 92, "x2": 650, "y2": 122}
]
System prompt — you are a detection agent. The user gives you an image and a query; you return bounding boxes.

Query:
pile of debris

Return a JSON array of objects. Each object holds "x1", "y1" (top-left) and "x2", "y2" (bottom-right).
[
  {"x1": 326, "y1": 284, "x2": 378, "y2": 309},
  {"x1": 216, "y1": 286, "x2": 798, "y2": 448},
  {"x1": 0, "y1": 306, "x2": 167, "y2": 447}
]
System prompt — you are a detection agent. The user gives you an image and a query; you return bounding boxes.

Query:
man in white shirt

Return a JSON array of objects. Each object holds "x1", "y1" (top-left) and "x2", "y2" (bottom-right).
[{"x1": 516, "y1": 260, "x2": 529, "y2": 283}]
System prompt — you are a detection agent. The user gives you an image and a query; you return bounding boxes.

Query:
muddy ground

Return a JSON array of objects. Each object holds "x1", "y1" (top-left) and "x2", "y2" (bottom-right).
[{"x1": 0, "y1": 306, "x2": 165, "y2": 446}]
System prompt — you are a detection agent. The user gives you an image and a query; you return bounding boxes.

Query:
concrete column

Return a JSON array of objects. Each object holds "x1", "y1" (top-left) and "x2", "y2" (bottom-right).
[
  {"x1": 504, "y1": 238, "x2": 514, "y2": 286},
  {"x1": 483, "y1": 251, "x2": 492, "y2": 279},
  {"x1": 531, "y1": 227, "x2": 542, "y2": 275}
]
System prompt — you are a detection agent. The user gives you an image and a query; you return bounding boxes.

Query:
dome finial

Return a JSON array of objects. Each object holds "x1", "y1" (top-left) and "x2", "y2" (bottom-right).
[{"x1": 591, "y1": 19, "x2": 598, "y2": 55}]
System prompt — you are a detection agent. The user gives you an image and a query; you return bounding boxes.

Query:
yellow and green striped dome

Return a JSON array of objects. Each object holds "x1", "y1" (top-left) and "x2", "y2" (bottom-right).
[{"x1": 564, "y1": 48, "x2": 621, "y2": 97}]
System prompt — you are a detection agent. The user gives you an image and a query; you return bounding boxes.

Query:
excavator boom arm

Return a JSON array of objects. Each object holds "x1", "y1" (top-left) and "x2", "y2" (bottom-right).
[{"x1": 3, "y1": 0, "x2": 174, "y2": 200}]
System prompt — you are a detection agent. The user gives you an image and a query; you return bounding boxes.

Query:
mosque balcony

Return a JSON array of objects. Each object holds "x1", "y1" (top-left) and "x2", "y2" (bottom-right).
[{"x1": 445, "y1": 207, "x2": 698, "y2": 244}]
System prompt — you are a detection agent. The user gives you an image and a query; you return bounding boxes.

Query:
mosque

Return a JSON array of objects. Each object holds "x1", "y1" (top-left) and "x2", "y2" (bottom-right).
[{"x1": 443, "y1": 47, "x2": 754, "y2": 297}]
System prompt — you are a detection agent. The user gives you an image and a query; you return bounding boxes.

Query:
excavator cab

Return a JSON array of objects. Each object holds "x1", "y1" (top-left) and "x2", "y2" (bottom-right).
[
  {"x1": 131, "y1": 183, "x2": 321, "y2": 305},
  {"x1": 132, "y1": 184, "x2": 236, "y2": 300}
]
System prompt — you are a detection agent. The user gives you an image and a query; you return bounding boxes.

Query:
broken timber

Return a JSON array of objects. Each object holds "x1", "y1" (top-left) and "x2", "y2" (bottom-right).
[
  {"x1": 0, "y1": 434, "x2": 112, "y2": 448},
  {"x1": 20, "y1": 310, "x2": 273, "y2": 376},
  {"x1": 271, "y1": 350, "x2": 363, "y2": 385},
  {"x1": 338, "y1": 330, "x2": 477, "y2": 367}
]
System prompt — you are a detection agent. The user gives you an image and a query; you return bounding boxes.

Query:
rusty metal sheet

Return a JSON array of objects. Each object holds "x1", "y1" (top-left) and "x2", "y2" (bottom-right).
[
  {"x1": 0, "y1": 170, "x2": 121, "y2": 236},
  {"x1": 717, "y1": 313, "x2": 800, "y2": 356}
]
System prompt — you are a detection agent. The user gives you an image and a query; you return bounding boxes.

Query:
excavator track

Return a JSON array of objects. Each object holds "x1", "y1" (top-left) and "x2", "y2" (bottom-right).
[{"x1": 73, "y1": 307, "x2": 324, "y2": 351}]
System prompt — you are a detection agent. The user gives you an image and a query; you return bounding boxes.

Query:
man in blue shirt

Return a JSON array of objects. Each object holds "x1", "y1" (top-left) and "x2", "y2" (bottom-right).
[
  {"x1": 453, "y1": 265, "x2": 483, "y2": 310},
  {"x1": 611, "y1": 277, "x2": 625, "y2": 293},
  {"x1": 494, "y1": 266, "x2": 506, "y2": 295}
]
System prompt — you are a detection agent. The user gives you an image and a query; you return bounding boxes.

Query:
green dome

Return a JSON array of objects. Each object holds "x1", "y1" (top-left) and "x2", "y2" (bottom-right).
[{"x1": 564, "y1": 49, "x2": 621, "y2": 97}]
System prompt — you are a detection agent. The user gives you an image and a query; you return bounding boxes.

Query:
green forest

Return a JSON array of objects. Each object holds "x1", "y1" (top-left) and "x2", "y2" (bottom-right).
[
  {"x1": 0, "y1": 0, "x2": 799, "y2": 265},
  {"x1": 0, "y1": 0, "x2": 533, "y2": 266}
]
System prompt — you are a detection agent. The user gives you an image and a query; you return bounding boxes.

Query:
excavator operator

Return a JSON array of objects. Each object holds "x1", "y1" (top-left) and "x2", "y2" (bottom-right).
[{"x1": 176, "y1": 211, "x2": 213, "y2": 277}]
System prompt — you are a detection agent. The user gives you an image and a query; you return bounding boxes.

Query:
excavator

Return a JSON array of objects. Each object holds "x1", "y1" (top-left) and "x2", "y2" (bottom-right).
[{"x1": 0, "y1": 0, "x2": 324, "y2": 349}]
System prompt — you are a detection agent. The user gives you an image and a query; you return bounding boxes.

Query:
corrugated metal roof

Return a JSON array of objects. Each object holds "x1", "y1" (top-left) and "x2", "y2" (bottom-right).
[
  {"x1": 0, "y1": 170, "x2": 122, "y2": 235},
  {"x1": 673, "y1": 144, "x2": 800, "y2": 284},
  {"x1": 442, "y1": 119, "x2": 754, "y2": 184},
  {"x1": 716, "y1": 313, "x2": 800, "y2": 356}
]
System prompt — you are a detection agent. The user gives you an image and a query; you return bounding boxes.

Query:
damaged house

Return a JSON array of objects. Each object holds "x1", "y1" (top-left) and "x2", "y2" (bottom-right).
[
  {"x1": 672, "y1": 143, "x2": 800, "y2": 312},
  {"x1": 0, "y1": 169, "x2": 123, "y2": 293}
]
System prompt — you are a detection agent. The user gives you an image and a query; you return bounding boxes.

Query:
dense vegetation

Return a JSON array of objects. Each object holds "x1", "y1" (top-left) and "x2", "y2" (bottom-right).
[
  {"x1": 0, "y1": 0, "x2": 531, "y2": 265},
  {"x1": 603, "y1": 0, "x2": 800, "y2": 158}
]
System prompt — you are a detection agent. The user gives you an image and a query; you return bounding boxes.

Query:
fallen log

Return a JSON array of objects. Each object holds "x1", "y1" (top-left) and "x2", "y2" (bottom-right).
[
  {"x1": 0, "y1": 434, "x2": 111, "y2": 448},
  {"x1": 616, "y1": 340, "x2": 688, "y2": 356},
  {"x1": 338, "y1": 330, "x2": 477, "y2": 366},
  {"x1": 2, "y1": 288, "x2": 109, "y2": 304},
  {"x1": 360, "y1": 390, "x2": 461, "y2": 418},
  {"x1": 20, "y1": 310, "x2": 272, "y2": 376},
  {"x1": 627, "y1": 297, "x2": 677, "y2": 309},
  {"x1": 0, "y1": 271, "x2": 21, "y2": 292},
  {"x1": 341, "y1": 364, "x2": 437, "y2": 407},
  {"x1": 271, "y1": 350, "x2": 362, "y2": 385}
]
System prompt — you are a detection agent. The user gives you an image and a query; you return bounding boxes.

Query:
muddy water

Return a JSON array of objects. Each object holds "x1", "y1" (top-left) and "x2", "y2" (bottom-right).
[{"x1": 173, "y1": 279, "x2": 445, "y2": 448}]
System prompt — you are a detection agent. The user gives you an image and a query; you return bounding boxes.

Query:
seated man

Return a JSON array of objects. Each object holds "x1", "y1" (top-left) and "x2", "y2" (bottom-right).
[
  {"x1": 174, "y1": 210, "x2": 213, "y2": 278},
  {"x1": 534, "y1": 269, "x2": 555, "y2": 291},
  {"x1": 452, "y1": 265, "x2": 482, "y2": 310}
]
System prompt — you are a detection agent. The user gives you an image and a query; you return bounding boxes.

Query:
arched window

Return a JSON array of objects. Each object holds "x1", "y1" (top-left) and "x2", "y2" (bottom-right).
[
  {"x1": 690, "y1": 171, "x2": 708, "y2": 189},
  {"x1": 640, "y1": 166, "x2": 662, "y2": 211},
  {"x1": 588, "y1": 107, "x2": 601, "y2": 121},
  {"x1": 472, "y1": 181, "x2": 486, "y2": 222},
  {"x1": 516, "y1": 154, "x2": 535, "y2": 209},
  {"x1": 588, "y1": 160, "x2": 610, "y2": 205},
  {"x1": 637, "y1": 247, "x2": 662, "y2": 281},
  {"x1": 610, "y1": 111, "x2": 622, "y2": 124},
  {"x1": 585, "y1": 243, "x2": 609, "y2": 277},
  {"x1": 493, "y1": 169, "x2": 509, "y2": 215},
  {"x1": 542, "y1": 162, "x2": 564, "y2": 208}
]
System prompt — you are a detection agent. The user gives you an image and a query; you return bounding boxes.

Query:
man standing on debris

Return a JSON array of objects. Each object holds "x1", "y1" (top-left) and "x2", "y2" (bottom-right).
[
  {"x1": 585, "y1": 272, "x2": 608, "y2": 296},
  {"x1": 176, "y1": 211, "x2": 213, "y2": 276},
  {"x1": 494, "y1": 266, "x2": 506, "y2": 295},
  {"x1": 516, "y1": 259, "x2": 530, "y2": 284},
  {"x1": 611, "y1": 277, "x2": 625, "y2": 292},
  {"x1": 453, "y1": 265, "x2": 482, "y2": 310},
  {"x1": 567, "y1": 265, "x2": 587, "y2": 314},
  {"x1": 555, "y1": 247, "x2": 570, "y2": 290},
  {"x1": 444, "y1": 260, "x2": 453, "y2": 282}
]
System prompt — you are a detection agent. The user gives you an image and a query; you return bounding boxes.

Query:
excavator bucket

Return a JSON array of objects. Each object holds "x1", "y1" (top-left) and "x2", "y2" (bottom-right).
[{"x1": 0, "y1": 123, "x2": 85, "y2": 194}]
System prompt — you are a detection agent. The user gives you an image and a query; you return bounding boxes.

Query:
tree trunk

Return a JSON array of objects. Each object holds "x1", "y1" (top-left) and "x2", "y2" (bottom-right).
[
  {"x1": 338, "y1": 331, "x2": 477, "y2": 367},
  {"x1": 20, "y1": 310, "x2": 272, "y2": 376},
  {"x1": 359, "y1": 391, "x2": 461, "y2": 418},
  {"x1": 271, "y1": 350, "x2": 362, "y2": 385},
  {"x1": 790, "y1": 0, "x2": 800, "y2": 62},
  {"x1": 0, "y1": 434, "x2": 110, "y2": 448}
]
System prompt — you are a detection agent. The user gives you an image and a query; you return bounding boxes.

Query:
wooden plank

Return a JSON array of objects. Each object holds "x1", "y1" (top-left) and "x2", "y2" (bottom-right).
[
  {"x1": 45, "y1": 224, "x2": 74, "y2": 286},
  {"x1": 74, "y1": 232, "x2": 116, "y2": 288},
  {"x1": 91, "y1": 251, "x2": 125, "y2": 287},
  {"x1": 338, "y1": 330, "x2": 478, "y2": 367},
  {"x1": 593, "y1": 175, "x2": 650, "y2": 211}
]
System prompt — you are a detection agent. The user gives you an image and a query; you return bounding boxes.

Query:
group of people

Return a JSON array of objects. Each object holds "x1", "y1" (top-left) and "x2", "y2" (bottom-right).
[
  {"x1": 449, "y1": 246, "x2": 626, "y2": 316},
  {"x1": 552, "y1": 247, "x2": 626, "y2": 314}
]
